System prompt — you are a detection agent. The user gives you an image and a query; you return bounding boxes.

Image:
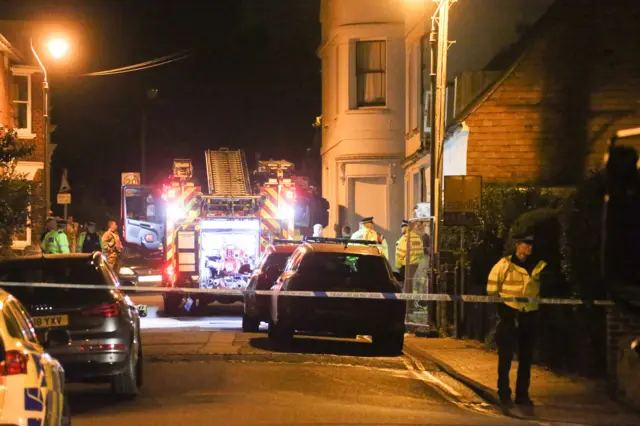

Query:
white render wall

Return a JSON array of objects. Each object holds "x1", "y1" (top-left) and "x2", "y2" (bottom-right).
[{"x1": 319, "y1": 0, "x2": 405, "y2": 256}]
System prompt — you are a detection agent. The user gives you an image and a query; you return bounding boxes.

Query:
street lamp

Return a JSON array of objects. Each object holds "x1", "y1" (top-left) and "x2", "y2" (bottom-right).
[{"x1": 30, "y1": 37, "x2": 70, "y2": 214}]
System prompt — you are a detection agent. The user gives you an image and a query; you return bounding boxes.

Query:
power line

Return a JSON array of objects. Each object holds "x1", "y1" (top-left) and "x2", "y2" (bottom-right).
[{"x1": 83, "y1": 50, "x2": 192, "y2": 76}]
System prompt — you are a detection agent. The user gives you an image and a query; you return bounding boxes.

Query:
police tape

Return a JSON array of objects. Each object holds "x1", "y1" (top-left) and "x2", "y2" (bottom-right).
[{"x1": 0, "y1": 281, "x2": 616, "y2": 306}]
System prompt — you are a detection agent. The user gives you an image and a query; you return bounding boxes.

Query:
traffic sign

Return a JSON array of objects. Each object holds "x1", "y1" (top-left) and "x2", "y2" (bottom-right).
[
  {"x1": 443, "y1": 175, "x2": 482, "y2": 226},
  {"x1": 57, "y1": 193, "x2": 71, "y2": 205},
  {"x1": 121, "y1": 172, "x2": 141, "y2": 185}
]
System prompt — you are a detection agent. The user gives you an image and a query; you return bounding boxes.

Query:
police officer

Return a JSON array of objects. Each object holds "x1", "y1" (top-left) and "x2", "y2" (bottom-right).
[
  {"x1": 102, "y1": 220, "x2": 122, "y2": 269},
  {"x1": 350, "y1": 217, "x2": 389, "y2": 260},
  {"x1": 42, "y1": 219, "x2": 71, "y2": 254},
  {"x1": 395, "y1": 219, "x2": 423, "y2": 283},
  {"x1": 77, "y1": 222, "x2": 103, "y2": 253},
  {"x1": 486, "y1": 233, "x2": 547, "y2": 407},
  {"x1": 40, "y1": 217, "x2": 57, "y2": 245}
]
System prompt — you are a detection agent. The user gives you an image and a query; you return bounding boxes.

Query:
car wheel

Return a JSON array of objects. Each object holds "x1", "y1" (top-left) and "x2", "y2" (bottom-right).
[
  {"x1": 163, "y1": 293, "x2": 183, "y2": 317},
  {"x1": 62, "y1": 394, "x2": 71, "y2": 426},
  {"x1": 242, "y1": 314, "x2": 260, "y2": 333},
  {"x1": 373, "y1": 332, "x2": 404, "y2": 356},
  {"x1": 111, "y1": 344, "x2": 139, "y2": 398},
  {"x1": 268, "y1": 320, "x2": 294, "y2": 345}
]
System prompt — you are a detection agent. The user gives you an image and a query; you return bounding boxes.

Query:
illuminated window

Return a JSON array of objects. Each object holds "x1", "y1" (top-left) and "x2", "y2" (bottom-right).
[{"x1": 356, "y1": 41, "x2": 386, "y2": 107}]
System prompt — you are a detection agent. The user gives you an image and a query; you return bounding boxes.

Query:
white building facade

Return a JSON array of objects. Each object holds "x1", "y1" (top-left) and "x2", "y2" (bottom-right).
[{"x1": 318, "y1": 0, "x2": 405, "y2": 257}]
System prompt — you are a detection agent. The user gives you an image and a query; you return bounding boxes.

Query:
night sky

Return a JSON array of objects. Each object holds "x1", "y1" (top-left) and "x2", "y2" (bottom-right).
[{"x1": 5, "y1": 0, "x2": 321, "y2": 220}]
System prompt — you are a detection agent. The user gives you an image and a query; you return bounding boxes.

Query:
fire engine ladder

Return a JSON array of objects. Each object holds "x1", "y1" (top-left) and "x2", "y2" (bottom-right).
[{"x1": 205, "y1": 149, "x2": 252, "y2": 197}]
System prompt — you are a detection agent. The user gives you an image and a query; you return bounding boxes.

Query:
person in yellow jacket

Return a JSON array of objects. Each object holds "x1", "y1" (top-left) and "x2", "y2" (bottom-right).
[
  {"x1": 486, "y1": 233, "x2": 547, "y2": 407},
  {"x1": 42, "y1": 219, "x2": 71, "y2": 254},
  {"x1": 395, "y1": 219, "x2": 424, "y2": 283},
  {"x1": 350, "y1": 217, "x2": 388, "y2": 260}
]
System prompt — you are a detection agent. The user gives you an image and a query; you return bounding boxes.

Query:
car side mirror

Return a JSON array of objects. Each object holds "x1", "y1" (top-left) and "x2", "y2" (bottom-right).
[{"x1": 265, "y1": 265, "x2": 281, "y2": 281}]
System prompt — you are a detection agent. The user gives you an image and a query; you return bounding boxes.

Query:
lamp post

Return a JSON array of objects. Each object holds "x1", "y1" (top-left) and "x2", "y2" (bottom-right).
[{"x1": 30, "y1": 37, "x2": 70, "y2": 215}]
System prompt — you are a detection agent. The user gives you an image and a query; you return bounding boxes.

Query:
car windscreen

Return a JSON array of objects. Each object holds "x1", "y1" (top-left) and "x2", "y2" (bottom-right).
[
  {"x1": 263, "y1": 252, "x2": 291, "y2": 272},
  {"x1": 0, "y1": 258, "x2": 113, "y2": 305},
  {"x1": 296, "y1": 252, "x2": 394, "y2": 291}
]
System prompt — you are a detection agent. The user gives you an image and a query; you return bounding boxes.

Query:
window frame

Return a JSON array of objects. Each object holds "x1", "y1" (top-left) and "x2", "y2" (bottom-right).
[
  {"x1": 355, "y1": 40, "x2": 387, "y2": 108},
  {"x1": 11, "y1": 66, "x2": 39, "y2": 140}
]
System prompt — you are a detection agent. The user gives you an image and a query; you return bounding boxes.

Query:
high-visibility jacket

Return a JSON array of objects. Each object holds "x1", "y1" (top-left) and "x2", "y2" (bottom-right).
[
  {"x1": 77, "y1": 232, "x2": 104, "y2": 253},
  {"x1": 486, "y1": 256, "x2": 547, "y2": 312},
  {"x1": 351, "y1": 227, "x2": 389, "y2": 260},
  {"x1": 395, "y1": 231, "x2": 424, "y2": 268},
  {"x1": 42, "y1": 230, "x2": 70, "y2": 254}
]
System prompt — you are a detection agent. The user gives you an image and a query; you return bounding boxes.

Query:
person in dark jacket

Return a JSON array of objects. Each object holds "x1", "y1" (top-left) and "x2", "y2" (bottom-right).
[{"x1": 77, "y1": 222, "x2": 103, "y2": 253}]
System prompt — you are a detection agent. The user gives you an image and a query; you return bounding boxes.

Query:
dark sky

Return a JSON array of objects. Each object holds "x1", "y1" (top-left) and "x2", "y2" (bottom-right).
[{"x1": 6, "y1": 0, "x2": 321, "y2": 217}]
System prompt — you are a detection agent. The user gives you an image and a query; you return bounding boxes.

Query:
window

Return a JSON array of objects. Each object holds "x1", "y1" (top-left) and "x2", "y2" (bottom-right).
[
  {"x1": 11, "y1": 67, "x2": 38, "y2": 139},
  {"x1": 12, "y1": 75, "x2": 29, "y2": 130},
  {"x1": 7, "y1": 300, "x2": 38, "y2": 345},
  {"x1": 356, "y1": 41, "x2": 386, "y2": 107}
]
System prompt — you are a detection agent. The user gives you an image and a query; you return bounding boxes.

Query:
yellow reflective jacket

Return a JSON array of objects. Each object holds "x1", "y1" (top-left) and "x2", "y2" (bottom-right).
[
  {"x1": 350, "y1": 227, "x2": 389, "y2": 260},
  {"x1": 486, "y1": 256, "x2": 547, "y2": 312},
  {"x1": 395, "y1": 231, "x2": 424, "y2": 268},
  {"x1": 42, "y1": 230, "x2": 70, "y2": 254}
]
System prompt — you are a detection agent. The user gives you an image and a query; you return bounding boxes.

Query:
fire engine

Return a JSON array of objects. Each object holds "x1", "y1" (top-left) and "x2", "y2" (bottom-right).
[{"x1": 142, "y1": 149, "x2": 326, "y2": 315}]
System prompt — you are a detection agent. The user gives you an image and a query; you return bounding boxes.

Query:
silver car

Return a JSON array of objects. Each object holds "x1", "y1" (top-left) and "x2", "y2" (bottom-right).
[{"x1": 0, "y1": 253, "x2": 144, "y2": 398}]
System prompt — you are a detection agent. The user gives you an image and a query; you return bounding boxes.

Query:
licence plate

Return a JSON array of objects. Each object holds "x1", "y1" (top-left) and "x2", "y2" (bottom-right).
[
  {"x1": 138, "y1": 275, "x2": 162, "y2": 283},
  {"x1": 32, "y1": 315, "x2": 69, "y2": 329}
]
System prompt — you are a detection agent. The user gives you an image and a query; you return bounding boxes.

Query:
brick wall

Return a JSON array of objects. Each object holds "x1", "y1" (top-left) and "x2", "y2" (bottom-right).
[
  {"x1": 606, "y1": 306, "x2": 640, "y2": 408},
  {"x1": 464, "y1": 0, "x2": 640, "y2": 185}
]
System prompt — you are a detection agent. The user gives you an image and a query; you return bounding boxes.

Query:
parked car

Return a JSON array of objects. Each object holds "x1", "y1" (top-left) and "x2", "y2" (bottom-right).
[
  {"x1": 0, "y1": 253, "x2": 144, "y2": 397},
  {"x1": 268, "y1": 240, "x2": 406, "y2": 354},
  {"x1": 0, "y1": 288, "x2": 70, "y2": 425},
  {"x1": 242, "y1": 242, "x2": 299, "y2": 332},
  {"x1": 117, "y1": 247, "x2": 163, "y2": 289}
]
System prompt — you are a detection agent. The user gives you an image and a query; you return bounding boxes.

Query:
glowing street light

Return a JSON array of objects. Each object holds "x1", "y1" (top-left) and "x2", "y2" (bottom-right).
[
  {"x1": 30, "y1": 36, "x2": 70, "y2": 214},
  {"x1": 47, "y1": 38, "x2": 70, "y2": 59}
]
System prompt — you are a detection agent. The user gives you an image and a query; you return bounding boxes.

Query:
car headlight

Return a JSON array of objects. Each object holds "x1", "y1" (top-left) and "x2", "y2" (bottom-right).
[{"x1": 119, "y1": 267, "x2": 135, "y2": 276}]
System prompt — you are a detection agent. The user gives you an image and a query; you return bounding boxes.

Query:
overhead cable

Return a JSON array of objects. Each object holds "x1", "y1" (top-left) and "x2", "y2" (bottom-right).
[{"x1": 84, "y1": 50, "x2": 191, "y2": 76}]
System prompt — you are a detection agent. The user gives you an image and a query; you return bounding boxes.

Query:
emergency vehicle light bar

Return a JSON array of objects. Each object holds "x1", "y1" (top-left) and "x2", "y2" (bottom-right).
[{"x1": 303, "y1": 237, "x2": 378, "y2": 246}]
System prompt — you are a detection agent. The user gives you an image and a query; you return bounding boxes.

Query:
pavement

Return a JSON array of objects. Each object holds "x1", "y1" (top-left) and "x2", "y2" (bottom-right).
[
  {"x1": 67, "y1": 294, "x2": 638, "y2": 426},
  {"x1": 405, "y1": 337, "x2": 640, "y2": 426}
]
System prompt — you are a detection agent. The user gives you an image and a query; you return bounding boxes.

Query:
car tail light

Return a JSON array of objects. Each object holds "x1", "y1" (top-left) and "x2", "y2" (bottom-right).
[
  {"x1": 82, "y1": 302, "x2": 120, "y2": 317},
  {"x1": 79, "y1": 343, "x2": 126, "y2": 352},
  {"x1": 0, "y1": 350, "x2": 28, "y2": 376}
]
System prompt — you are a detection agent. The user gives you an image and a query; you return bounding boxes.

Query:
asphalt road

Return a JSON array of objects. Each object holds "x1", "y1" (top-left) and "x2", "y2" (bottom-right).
[{"x1": 65, "y1": 295, "x2": 534, "y2": 426}]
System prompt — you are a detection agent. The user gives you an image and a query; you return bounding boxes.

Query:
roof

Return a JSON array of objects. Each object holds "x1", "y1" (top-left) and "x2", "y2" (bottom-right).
[
  {"x1": 447, "y1": 0, "x2": 561, "y2": 129},
  {"x1": 0, "y1": 253, "x2": 96, "y2": 264},
  {"x1": 266, "y1": 244, "x2": 300, "y2": 254},
  {"x1": 300, "y1": 243, "x2": 383, "y2": 256}
]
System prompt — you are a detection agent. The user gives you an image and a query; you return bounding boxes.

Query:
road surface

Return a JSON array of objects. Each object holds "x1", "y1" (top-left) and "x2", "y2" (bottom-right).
[{"x1": 65, "y1": 295, "x2": 536, "y2": 425}]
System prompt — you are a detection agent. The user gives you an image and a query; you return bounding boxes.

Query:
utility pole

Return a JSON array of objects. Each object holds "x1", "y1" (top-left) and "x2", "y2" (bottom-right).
[{"x1": 429, "y1": 0, "x2": 451, "y2": 257}]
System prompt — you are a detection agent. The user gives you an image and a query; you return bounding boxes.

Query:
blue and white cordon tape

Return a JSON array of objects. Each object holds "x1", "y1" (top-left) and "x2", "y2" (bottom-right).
[{"x1": 0, "y1": 281, "x2": 615, "y2": 306}]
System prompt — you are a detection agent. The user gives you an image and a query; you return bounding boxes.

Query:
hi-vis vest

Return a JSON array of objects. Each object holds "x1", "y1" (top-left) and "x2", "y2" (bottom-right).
[
  {"x1": 395, "y1": 231, "x2": 424, "y2": 268},
  {"x1": 350, "y1": 227, "x2": 389, "y2": 260},
  {"x1": 486, "y1": 256, "x2": 547, "y2": 312},
  {"x1": 42, "y1": 230, "x2": 70, "y2": 254}
]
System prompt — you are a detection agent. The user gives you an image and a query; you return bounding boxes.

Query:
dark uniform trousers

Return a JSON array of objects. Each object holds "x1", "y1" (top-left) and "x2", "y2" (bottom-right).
[{"x1": 496, "y1": 303, "x2": 537, "y2": 400}]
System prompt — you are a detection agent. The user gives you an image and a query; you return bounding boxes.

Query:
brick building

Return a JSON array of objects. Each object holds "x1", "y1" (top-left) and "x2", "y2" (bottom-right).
[
  {"x1": 0, "y1": 30, "x2": 47, "y2": 249},
  {"x1": 442, "y1": 0, "x2": 640, "y2": 185}
]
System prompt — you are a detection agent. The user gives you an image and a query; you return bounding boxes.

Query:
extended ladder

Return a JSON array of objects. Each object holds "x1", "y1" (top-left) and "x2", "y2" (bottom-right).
[{"x1": 204, "y1": 148, "x2": 252, "y2": 197}]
